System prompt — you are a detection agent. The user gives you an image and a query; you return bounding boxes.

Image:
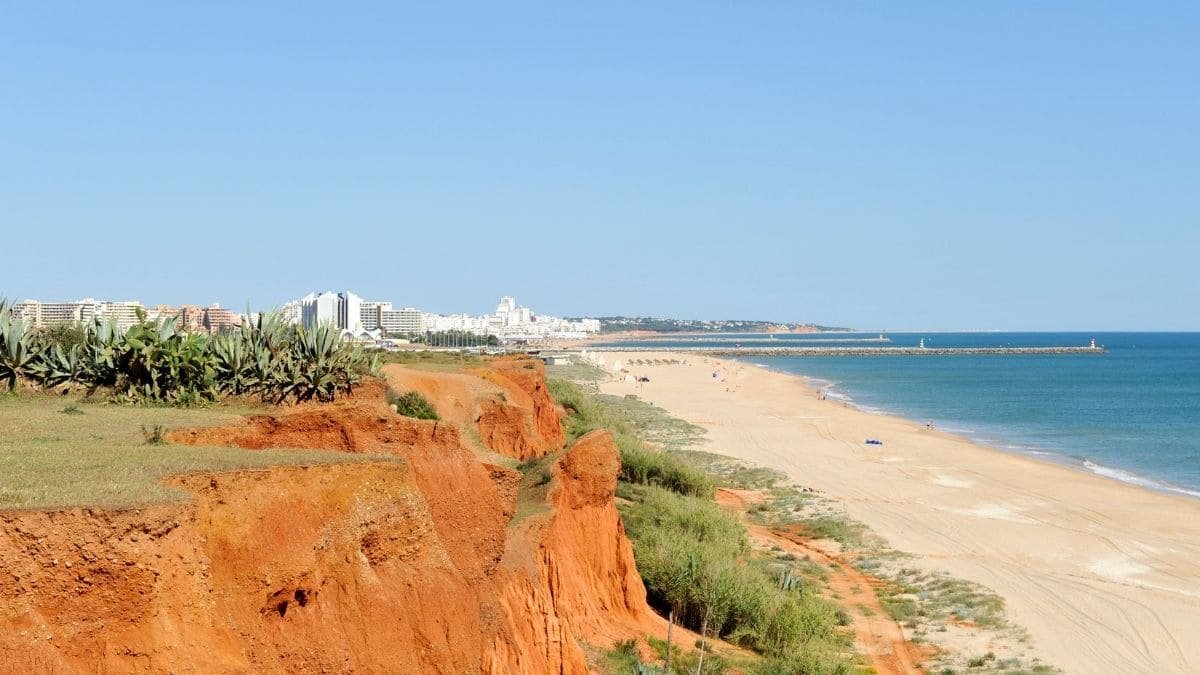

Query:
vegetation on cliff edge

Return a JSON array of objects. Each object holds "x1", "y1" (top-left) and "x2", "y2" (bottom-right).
[{"x1": 547, "y1": 375, "x2": 853, "y2": 674}]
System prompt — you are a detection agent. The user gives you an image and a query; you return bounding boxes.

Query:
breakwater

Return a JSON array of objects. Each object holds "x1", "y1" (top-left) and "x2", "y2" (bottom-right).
[
  {"x1": 590, "y1": 345, "x2": 1104, "y2": 356},
  {"x1": 626, "y1": 336, "x2": 892, "y2": 344}
]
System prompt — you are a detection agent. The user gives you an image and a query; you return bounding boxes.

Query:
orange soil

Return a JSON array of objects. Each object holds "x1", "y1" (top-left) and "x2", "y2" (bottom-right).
[
  {"x1": 383, "y1": 357, "x2": 564, "y2": 461},
  {"x1": 0, "y1": 363, "x2": 661, "y2": 674},
  {"x1": 717, "y1": 489, "x2": 929, "y2": 675}
]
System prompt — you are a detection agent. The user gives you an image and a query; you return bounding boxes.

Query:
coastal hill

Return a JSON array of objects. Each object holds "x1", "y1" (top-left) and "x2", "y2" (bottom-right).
[
  {"x1": 573, "y1": 316, "x2": 852, "y2": 334},
  {"x1": 0, "y1": 358, "x2": 665, "y2": 672}
]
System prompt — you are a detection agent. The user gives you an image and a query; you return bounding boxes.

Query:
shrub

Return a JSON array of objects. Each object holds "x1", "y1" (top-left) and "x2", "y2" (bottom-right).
[
  {"x1": 623, "y1": 485, "x2": 844, "y2": 663},
  {"x1": 389, "y1": 390, "x2": 439, "y2": 420},
  {"x1": 547, "y1": 377, "x2": 713, "y2": 498},
  {"x1": 141, "y1": 424, "x2": 167, "y2": 446}
]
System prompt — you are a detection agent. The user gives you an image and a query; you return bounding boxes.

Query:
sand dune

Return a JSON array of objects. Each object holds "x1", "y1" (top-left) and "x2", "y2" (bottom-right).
[{"x1": 598, "y1": 352, "x2": 1200, "y2": 674}]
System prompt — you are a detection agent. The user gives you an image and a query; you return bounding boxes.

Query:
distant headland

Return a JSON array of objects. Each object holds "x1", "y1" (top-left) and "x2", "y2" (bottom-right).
[{"x1": 568, "y1": 316, "x2": 852, "y2": 334}]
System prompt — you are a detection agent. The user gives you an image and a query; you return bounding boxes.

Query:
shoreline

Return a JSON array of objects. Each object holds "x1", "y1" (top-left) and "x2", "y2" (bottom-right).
[
  {"x1": 783, "y1": 368, "x2": 1200, "y2": 503},
  {"x1": 592, "y1": 351, "x2": 1200, "y2": 674}
]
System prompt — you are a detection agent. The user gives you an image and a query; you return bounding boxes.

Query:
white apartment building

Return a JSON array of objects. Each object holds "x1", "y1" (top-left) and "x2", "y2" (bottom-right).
[
  {"x1": 280, "y1": 300, "x2": 303, "y2": 325},
  {"x1": 300, "y1": 292, "x2": 339, "y2": 328},
  {"x1": 380, "y1": 307, "x2": 423, "y2": 334},
  {"x1": 101, "y1": 301, "x2": 145, "y2": 329},
  {"x1": 283, "y1": 291, "x2": 599, "y2": 342},
  {"x1": 338, "y1": 292, "x2": 363, "y2": 334},
  {"x1": 12, "y1": 298, "x2": 143, "y2": 329},
  {"x1": 298, "y1": 291, "x2": 367, "y2": 332},
  {"x1": 359, "y1": 301, "x2": 392, "y2": 331}
]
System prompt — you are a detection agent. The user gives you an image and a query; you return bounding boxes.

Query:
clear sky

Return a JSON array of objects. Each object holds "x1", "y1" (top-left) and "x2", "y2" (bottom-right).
[{"x1": 2, "y1": 3, "x2": 1197, "y2": 330}]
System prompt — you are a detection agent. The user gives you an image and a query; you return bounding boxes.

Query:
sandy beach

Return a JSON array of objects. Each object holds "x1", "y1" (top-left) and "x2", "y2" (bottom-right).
[{"x1": 596, "y1": 352, "x2": 1200, "y2": 674}]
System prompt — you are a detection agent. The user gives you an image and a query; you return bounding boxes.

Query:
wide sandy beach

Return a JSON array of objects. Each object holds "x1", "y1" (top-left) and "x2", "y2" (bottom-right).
[{"x1": 596, "y1": 352, "x2": 1200, "y2": 674}]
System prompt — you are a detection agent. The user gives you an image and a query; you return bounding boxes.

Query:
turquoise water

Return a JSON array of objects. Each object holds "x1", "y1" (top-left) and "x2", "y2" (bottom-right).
[{"x1": 603, "y1": 332, "x2": 1200, "y2": 496}]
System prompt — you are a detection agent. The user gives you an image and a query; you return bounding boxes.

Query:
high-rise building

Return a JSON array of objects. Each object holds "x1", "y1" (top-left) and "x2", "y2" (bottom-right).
[
  {"x1": 300, "y1": 292, "x2": 339, "y2": 328},
  {"x1": 380, "y1": 308, "x2": 423, "y2": 335},
  {"x1": 202, "y1": 304, "x2": 241, "y2": 333},
  {"x1": 298, "y1": 291, "x2": 366, "y2": 332},
  {"x1": 177, "y1": 305, "x2": 205, "y2": 332},
  {"x1": 12, "y1": 299, "x2": 103, "y2": 327},
  {"x1": 338, "y1": 292, "x2": 363, "y2": 333},
  {"x1": 98, "y1": 301, "x2": 145, "y2": 329},
  {"x1": 9, "y1": 299, "x2": 145, "y2": 328},
  {"x1": 359, "y1": 301, "x2": 392, "y2": 331}
]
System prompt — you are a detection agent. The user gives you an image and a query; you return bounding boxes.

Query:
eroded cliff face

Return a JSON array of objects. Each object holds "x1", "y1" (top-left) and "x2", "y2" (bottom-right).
[
  {"x1": 484, "y1": 430, "x2": 656, "y2": 674},
  {"x1": 384, "y1": 358, "x2": 565, "y2": 462},
  {"x1": 0, "y1": 463, "x2": 485, "y2": 674},
  {"x1": 0, "y1": 362, "x2": 658, "y2": 674}
]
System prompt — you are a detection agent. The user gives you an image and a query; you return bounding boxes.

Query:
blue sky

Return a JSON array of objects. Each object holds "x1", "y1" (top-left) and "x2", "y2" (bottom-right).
[{"x1": 2, "y1": 3, "x2": 1197, "y2": 330}]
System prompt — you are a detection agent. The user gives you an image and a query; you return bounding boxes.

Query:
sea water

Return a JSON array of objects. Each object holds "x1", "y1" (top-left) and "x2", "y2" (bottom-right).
[{"x1": 602, "y1": 332, "x2": 1200, "y2": 496}]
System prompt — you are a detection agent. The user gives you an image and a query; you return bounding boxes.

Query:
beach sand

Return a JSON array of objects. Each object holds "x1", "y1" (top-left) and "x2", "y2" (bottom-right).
[{"x1": 597, "y1": 352, "x2": 1200, "y2": 674}]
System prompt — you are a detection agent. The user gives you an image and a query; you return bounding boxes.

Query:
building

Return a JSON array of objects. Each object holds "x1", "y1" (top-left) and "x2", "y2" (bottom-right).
[
  {"x1": 337, "y1": 292, "x2": 363, "y2": 333},
  {"x1": 99, "y1": 301, "x2": 144, "y2": 329},
  {"x1": 202, "y1": 304, "x2": 241, "y2": 333},
  {"x1": 380, "y1": 307, "x2": 423, "y2": 335},
  {"x1": 300, "y1": 292, "x2": 339, "y2": 329},
  {"x1": 176, "y1": 305, "x2": 205, "y2": 332},
  {"x1": 281, "y1": 290, "x2": 600, "y2": 343},
  {"x1": 280, "y1": 300, "x2": 303, "y2": 325},
  {"x1": 359, "y1": 301, "x2": 392, "y2": 331},
  {"x1": 298, "y1": 291, "x2": 367, "y2": 332},
  {"x1": 12, "y1": 299, "x2": 103, "y2": 327},
  {"x1": 10, "y1": 298, "x2": 144, "y2": 329}
]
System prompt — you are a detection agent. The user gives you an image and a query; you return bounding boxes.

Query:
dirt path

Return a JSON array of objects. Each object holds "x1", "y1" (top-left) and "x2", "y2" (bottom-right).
[{"x1": 716, "y1": 489, "x2": 926, "y2": 675}]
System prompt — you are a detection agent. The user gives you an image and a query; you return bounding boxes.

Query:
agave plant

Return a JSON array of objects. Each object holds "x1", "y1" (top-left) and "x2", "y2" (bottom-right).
[
  {"x1": 25, "y1": 342, "x2": 88, "y2": 390},
  {"x1": 0, "y1": 301, "x2": 37, "y2": 390},
  {"x1": 2, "y1": 301, "x2": 376, "y2": 406}
]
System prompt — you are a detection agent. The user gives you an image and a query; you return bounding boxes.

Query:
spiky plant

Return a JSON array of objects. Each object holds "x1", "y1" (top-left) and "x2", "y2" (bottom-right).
[{"x1": 0, "y1": 300, "x2": 38, "y2": 391}]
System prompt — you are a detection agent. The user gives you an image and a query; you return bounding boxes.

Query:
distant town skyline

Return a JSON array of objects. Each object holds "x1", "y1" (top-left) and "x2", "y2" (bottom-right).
[{"x1": 4, "y1": 4, "x2": 1198, "y2": 330}]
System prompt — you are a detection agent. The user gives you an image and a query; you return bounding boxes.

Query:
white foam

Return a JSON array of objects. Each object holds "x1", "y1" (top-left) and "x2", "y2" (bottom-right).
[{"x1": 1083, "y1": 461, "x2": 1200, "y2": 499}]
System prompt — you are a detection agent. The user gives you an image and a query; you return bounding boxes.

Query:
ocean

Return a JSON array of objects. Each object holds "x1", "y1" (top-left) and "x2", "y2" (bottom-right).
[{"x1": 601, "y1": 332, "x2": 1200, "y2": 497}]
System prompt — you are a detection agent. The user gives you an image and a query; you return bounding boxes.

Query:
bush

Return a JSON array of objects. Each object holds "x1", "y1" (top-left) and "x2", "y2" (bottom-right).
[
  {"x1": 141, "y1": 424, "x2": 167, "y2": 446},
  {"x1": 547, "y1": 374, "x2": 849, "y2": 673},
  {"x1": 389, "y1": 390, "x2": 439, "y2": 420},
  {"x1": 547, "y1": 377, "x2": 713, "y2": 498},
  {"x1": 623, "y1": 486, "x2": 845, "y2": 663}
]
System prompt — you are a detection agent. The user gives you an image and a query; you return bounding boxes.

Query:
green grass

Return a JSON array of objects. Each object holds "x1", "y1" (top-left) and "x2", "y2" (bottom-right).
[
  {"x1": 603, "y1": 638, "x2": 645, "y2": 673},
  {"x1": 545, "y1": 361, "x2": 608, "y2": 383},
  {"x1": 548, "y1": 373, "x2": 852, "y2": 674},
  {"x1": 886, "y1": 566, "x2": 1008, "y2": 629},
  {"x1": 376, "y1": 349, "x2": 483, "y2": 367},
  {"x1": 620, "y1": 484, "x2": 851, "y2": 670},
  {"x1": 549, "y1": 378, "x2": 714, "y2": 498},
  {"x1": 0, "y1": 395, "x2": 389, "y2": 509}
]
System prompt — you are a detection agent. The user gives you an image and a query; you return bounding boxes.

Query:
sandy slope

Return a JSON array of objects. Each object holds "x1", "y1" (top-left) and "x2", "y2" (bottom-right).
[{"x1": 597, "y1": 353, "x2": 1200, "y2": 674}]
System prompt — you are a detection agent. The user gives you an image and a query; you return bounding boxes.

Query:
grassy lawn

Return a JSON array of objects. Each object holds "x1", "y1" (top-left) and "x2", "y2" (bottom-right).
[{"x1": 0, "y1": 394, "x2": 383, "y2": 510}]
